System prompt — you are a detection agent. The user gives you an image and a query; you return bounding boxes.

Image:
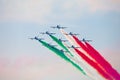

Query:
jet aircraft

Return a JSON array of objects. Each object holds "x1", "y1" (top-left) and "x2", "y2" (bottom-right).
[{"x1": 51, "y1": 25, "x2": 67, "y2": 29}]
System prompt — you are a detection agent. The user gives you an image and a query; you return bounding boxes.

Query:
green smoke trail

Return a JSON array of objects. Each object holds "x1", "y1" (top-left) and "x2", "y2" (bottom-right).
[
  {"x1": 49, "y1": 35, "x2": 73, "y2": 56},
  {"x1": 38, "y1": 40, "x2": 86, "y2": 75}
]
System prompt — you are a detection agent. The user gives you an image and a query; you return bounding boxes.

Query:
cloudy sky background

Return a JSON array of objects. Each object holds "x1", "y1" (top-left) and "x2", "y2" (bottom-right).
[{"x1": 0, "y1": 0, "x2": 120, "y2": 80}]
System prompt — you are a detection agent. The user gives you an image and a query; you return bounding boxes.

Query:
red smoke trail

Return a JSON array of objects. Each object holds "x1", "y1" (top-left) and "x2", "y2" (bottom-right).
[
  {"x1": 72, "y1": 35, "x2": 100, "y2": 62},
  {"x1": 72, "y1": 35, "x2": 88, "y2": 52},
  {"x1": 72, "y1": 35, "x2": 120, "y2": 80},
  {"x1": 85, "y1": 42, "x2": 120, "y2": 80},
  {"x1": 74, "y1": 48, "x2": 113, "y2": 80}
]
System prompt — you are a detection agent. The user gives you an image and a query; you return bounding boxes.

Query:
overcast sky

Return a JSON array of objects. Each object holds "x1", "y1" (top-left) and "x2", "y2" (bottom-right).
[{"x1": 0, "y1": 0, "x2": 120, "y2": 80}]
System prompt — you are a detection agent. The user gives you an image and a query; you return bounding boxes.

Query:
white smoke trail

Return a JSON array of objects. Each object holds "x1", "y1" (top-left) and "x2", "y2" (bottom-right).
[
  {"x1": 60, "y1": 29, "x2": 95, "y2": 62},
  {"x1": 60, "y1": 29, "x2": 105, "y2": 80},
  {"x1": 63, "y1": 42, "x2": 105, "y2": 80}
]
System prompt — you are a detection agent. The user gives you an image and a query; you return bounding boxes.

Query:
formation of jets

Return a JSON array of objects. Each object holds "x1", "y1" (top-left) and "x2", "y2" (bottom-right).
[{"x1": 30, "y1": 25, "x2": 92, "y2": 51}]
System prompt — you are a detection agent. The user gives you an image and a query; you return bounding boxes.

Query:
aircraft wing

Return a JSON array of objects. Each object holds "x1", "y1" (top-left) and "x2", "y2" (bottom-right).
[
  {"x1": 61, "y1": 27, "x2": 67, "y2": 29},
  {"x1": 50, "y1": 33, "x2": 56, "y2": 35},
  {"x1": 50, "y1": 26, "x2": 56, "y2": 28},
  {"x1": 86, "y1": 40, "x2": 92, "y2": 42}
]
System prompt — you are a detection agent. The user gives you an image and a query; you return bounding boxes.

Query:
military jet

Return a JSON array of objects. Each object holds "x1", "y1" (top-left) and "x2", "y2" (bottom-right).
[{"x1": 51, "y1": 25, "x2": 67, "y2": 29}]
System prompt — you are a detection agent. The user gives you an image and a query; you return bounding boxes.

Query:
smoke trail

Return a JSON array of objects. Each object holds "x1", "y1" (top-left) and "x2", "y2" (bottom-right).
[
  {"x1": 48, "y1": 35, "x2": 73, "y2": 56},
  {"x1": 72, "y1": 35, "x2": 120, "y2": 79},
  {"x1": 47, "y1": 35, "x2": 99, "y2": 79},
  {"x1": 60, "y1": 29, "x2": 105, "y2": 80},
  {"x1": 74, "y1": 48, "x2": 113, "y2": 80},
  {"x1": 62, "y1": 42, "x2": 105, "y2": 80},
  {"x1": 37, "y1": 40, "x2": 86, "y2": 75},
  {"x1": 48, "y1": 35, "x2": 83, "y2": 67},
  {"x1": 85, "y1": 42, "x2": 120, "y2": 80},
  {"x1": 48, "y1": 35, "x2": 100, "y2": 79},
  {"x1": 60, "y1": 29, "x2": 95, "y2": 61},
  {"x1": 60, "y1": 29, "x2": 76, "y2": 45}
]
